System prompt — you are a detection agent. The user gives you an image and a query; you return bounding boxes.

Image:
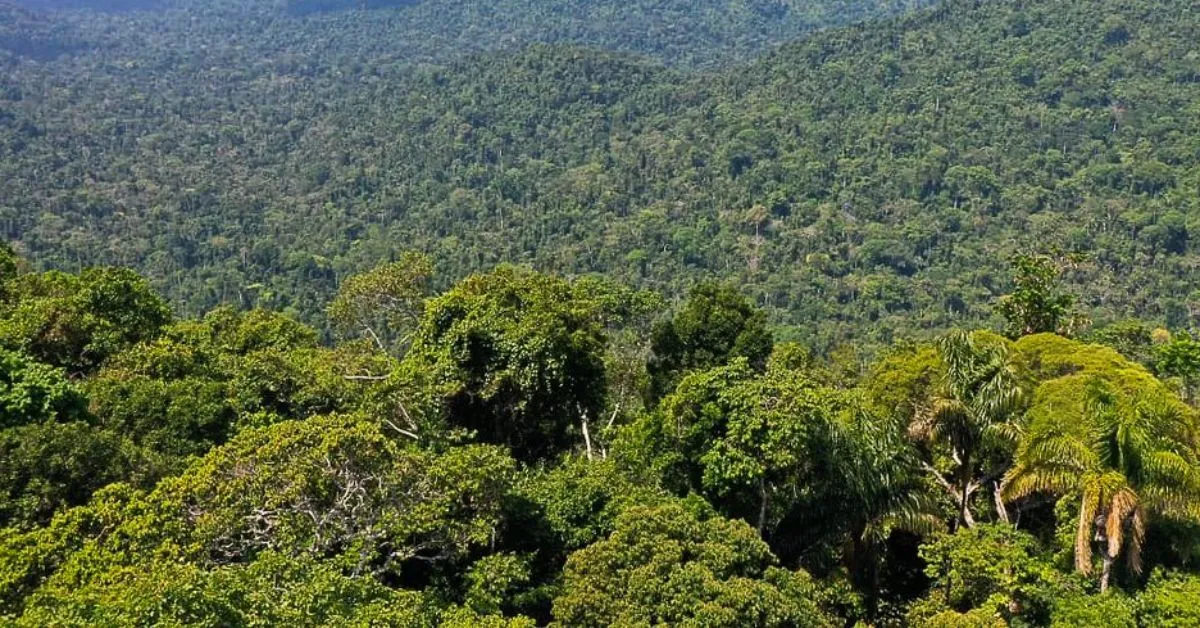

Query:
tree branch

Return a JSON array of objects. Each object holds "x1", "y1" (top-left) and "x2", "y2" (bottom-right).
[
  {"x1": 382, "y1": 418, "x2": 419, "y2": 441},
  {"x1": 920, "y1": 460, "x2": 957, "y2": 498},
  {"x1": 361, "y1": 323, "x2": 386, "y2": 352},
  {"x1": 994, "y1": 480, "x2": 1011, "y2": 525},
  {"x1": 582, "y1": 415, "x2": 594, "y2": 462}
]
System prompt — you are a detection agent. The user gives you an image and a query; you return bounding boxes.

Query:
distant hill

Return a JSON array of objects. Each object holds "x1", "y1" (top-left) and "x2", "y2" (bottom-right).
[
  {"x1": 8, "y1": 0, "x2": 168, "y2": 11},
  {"x1": 284, "y1": 0, "x2": 422, "y2": 15},
  {"x1": 5, "y1": 0, "x2": 932, "y2": 69},
  {"x1": 0, "y1": 3, "x2": 92, "y2": 59},
  {"x1": 3, "y1": 0, "x2": 1200, "y2": 348}
]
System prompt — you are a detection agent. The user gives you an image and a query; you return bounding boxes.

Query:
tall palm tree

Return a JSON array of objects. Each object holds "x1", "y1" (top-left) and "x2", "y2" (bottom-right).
[
  {"x1": 909, "y1": 330, "x2": 1024, "y2": 528},
  {"x1": 771, "y1": 397, "x2": 941, "y2": 622},
  {"x1": 1004, "y1": 379, "x2": 1200, "y2": 592},
  {"x1": 826, "y1": 403, "x2": 943, "y2": 619}
]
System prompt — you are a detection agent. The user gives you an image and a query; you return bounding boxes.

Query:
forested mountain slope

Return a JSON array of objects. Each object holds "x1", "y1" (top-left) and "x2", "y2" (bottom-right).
[
  {"x1": 279, "y1": 0, "x2": 932, "y2": 68},
  {"x1": 3, "y1": 0, "x2": 1200, "y2": 349},
  {"x1": 6, "y1": 0, "x2": 930, "y2": 68}
]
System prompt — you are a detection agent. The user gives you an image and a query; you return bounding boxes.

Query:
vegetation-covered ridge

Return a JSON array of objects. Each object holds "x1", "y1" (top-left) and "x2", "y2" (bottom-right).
[
  {"x1": 3, "y1": 0, "x2": 932, "y2": 68},
  {"x1": 2, "y1": 243, "x2": 1200, "y2": 626},
  {"x1": 4, "y1": 0, "x2": 1200, "y2": 349}
]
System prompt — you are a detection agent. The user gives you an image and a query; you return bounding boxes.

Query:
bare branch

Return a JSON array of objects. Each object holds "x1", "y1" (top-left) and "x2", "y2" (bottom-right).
[
  {"x1": 362, "y1": 324, "x2": 387, "y2": 352},
  {"x1": 382, "y1": 418, "x2": 420, "y2": 441},
  {"x1": 920, "y1": 460, "x2": 958, "y2": 497},
  {"x1": 605, "y1": 403, "x2": 621, "y2": 430}
]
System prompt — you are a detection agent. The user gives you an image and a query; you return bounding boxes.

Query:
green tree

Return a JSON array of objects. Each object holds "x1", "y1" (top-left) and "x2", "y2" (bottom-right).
[
  {"x1": 909, "y1": 330, "x2": 1024, "y2": 529},
  {"x1": 461, "y1": 553, "x2": 533, "y2": 618},
  {"x1": 0, "y1": 422, "x2": 132, "y2": 528},
  {"x1": 801, "y1": 401, "x2": 942, "y2": 620},
  {"x1": 0, "y1": 268, "x2": 171, "y2": 374},
  {"x1": 551, "y1": 499, "x2": 834, "y2": 627},
  {"x1": 637, "y1": 359, "x2": 827, "y2": 534},
  {"x1": 647, "y1": 282, "x2": 773, "y2": 402},
  {"x1": 1004, "y1": 379, "x2": 1200, "y2": 592},
  {"x1": 0, "y1": 348, "x2": 84, "y2": 428},
  {"x1": 0, "y1": 243, "x2": 18, "y2": 302},
  {"x1": 996, "y1": 255, "x2": 1077, "y2": 339},
  {"x1": 401, "y1": 267, "x2": 607, "y2": 462},
  {"x1": 14, "y1": 552, "x2": 435, "y2": 627},
  {"x1": 0, "y1": 483, "x2": 197, "y2": 614},
  {"x1": 80, "y1": 306, "x2": 360, "y2": 473},
  {"x1": 1153, "y1": 332, "x2": 1200, "y2": 403},
  {"x1": 1086, "y1": 320, "x2": 1161, "y2": 368},
  {"x1": 327, "y1": 252, "x2": 433, "y2": 354},
  {"x1": 908, "y1": 524, "x2": 1060, "y2": 625},
  {"x1": 86, "y1": 375, "x2": 233, "y2": 461},
  {"x1": 1137, "y1": 571, "x2": 1200, "y2": 627},
  {"x1": 162, "y1": 415, "x2": 516, "y2": 577},
  {"x1": 514, "y1": 456, "x2": 664, "y2": 553},
  {"x1": 1050, "y1": 591, "x2": 1136, "y2": 628}
]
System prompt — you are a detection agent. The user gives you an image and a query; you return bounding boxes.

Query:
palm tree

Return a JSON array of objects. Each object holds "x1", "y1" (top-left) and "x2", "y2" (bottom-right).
[
  {"x1": 1004, "y1": 379, "x2": 1200, "y2": 592},
  {"x1": 909, "y1": 330, "x2": 1024, "y2": 528},
  {"x1": 771, "y1": 399, "x2": 941, "y2": 622},
  {"x1": 825, "y1": 403, "x2": 944, "y2": 620}
]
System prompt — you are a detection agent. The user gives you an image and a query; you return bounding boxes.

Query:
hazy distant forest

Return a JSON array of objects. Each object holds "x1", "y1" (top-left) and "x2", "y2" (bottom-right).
[{"x1": 2, "y1": 0, "x2": 1200, "y2": 626}]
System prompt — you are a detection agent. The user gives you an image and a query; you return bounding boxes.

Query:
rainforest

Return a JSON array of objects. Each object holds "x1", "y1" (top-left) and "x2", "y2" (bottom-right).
[{"x1": 2, "y1": 0, "x2": 1200, "y2": 625}]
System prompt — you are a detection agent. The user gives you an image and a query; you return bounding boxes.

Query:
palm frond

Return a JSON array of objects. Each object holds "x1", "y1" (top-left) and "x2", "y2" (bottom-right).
[
  {"x1": 1020, "y1": 432, "x2": 1097, "y2": 471},
  {"x1": 1003, "y1": 464, "x2": 1081, "y2": 500},
  {"x1": 876, "y1": 492, "x2": 946, "y2": 539},
  {"x1": 985, "y1": 420, "x2": 1025, "y2": 448},
  {"x1": 1143, "y1": 451, "x2": 1200, "y2": 491},
  {"x1": 1076, "y1": 484, "x2": 1099, "y2": 575},
  {"x1": 1106, "y1": 487, "x2": 1139, "y2": 559},
  {"x1": 1127, "y1": 508, "x2": 1146, "y2": 575}
]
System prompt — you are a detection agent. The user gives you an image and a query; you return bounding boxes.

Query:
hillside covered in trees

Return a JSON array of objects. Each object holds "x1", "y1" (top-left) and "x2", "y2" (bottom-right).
[
  {"x1": 2, "y1": 243, "x2": 1200, "y2": 626},
  {"x1": 1, "y1": 0, "x2": 1198, "y2": 350},
  {"x1": 4, "y1": 0, "x2": 1200, "y2": 623},
  {"x1": 3, "y1": 0, "x2": 931, "y2": 68}
]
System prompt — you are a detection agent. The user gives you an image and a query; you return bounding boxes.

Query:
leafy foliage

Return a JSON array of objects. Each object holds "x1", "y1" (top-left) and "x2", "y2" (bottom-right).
[
  {"x1": 7, "y1": 0, "x2": 1200, "y2": 351},
  {"x1": 997, "y1": 254, "x2": 1079, "y2": 339},
  {"x1": 648, "y1": 281, "x2": 775, "y2": 402},
  {"x1": 0, "y1": 422, "x2": 132, "y2": 529},
  {"x1": 0, "y1": 240, "x2": 1195, "y2": 625},
  {"x1": 910, "y1": 524, "x2": 1060, "y2": 625},
  {"x1": 1136, "y1": 571, "x2": 1200, "y2": 627},
  {"x1": 0, "y1": 349, "x2": 83, "y2": 428},
  {"x1": 551, "y1": 500, "x2": 834, "y2": 627},
  {"x1": 327, "y1": 251, "x2": 432, "y2": 354},
  {"x1": 908, "y1": 330, "x2": 1025, "y2": 529},
  {"x1": 401, "y1": 266, "x2": 607, "y2": 461},
  {"x1": 0, "y1": 268, "x2": 171, "y2": 374},
  {"x1": 14, "y1": 552, "x2": 435, "y2": 627},
  {"x1": 163, "y1": 415, "x2": 516, "y2": 576},
  {"x1": 1005, "y1": 352, "x2": 1200, "y2": 591},
  {"x1": 5, "y1": 0, "x2": 1200, "y2": 622},
  {"x1": 636, "y1": 359, "x2": 830, "y2": 534}
]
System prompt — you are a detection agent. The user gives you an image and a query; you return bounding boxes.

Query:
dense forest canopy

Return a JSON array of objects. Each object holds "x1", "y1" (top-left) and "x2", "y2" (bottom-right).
[
  {"x1": 1, "y1": 243, "x2": 1200, "y2": 626},
  {"x1": 10, "y1": 0, "x2": 1200, "y2": 351},
  {"x1": 3, "y1": 0, "x2": 932, "y2": 67},
  {"x1": 5, "y1": 0, "x2": 1200, "y2": 624}
]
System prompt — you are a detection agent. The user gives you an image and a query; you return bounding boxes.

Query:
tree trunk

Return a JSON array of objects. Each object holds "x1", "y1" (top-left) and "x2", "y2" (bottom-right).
[
  {"x1": 1100, "y1": 553, "x2": 1114, "y2": 593},
  {"x1": 757, "y1": 477, "x2": 769, "y2": 536},
  {"x1": 581, "y1": 417, "x2": 593, "y2": 461},
  {"x1": 994, "y1": 480, "x2": 1010, "y2": 525},
  {"x1": 960, "y1": 493, "x2": 976, "y2": 528},
  {"x1": 958, "y1": 452, "x2": 975, "y2": 529}
]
